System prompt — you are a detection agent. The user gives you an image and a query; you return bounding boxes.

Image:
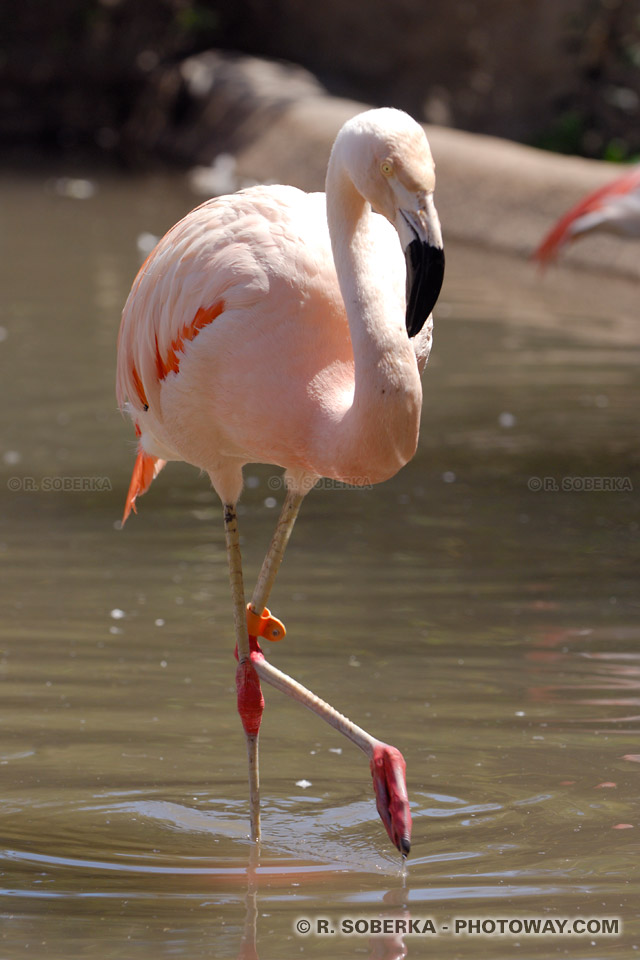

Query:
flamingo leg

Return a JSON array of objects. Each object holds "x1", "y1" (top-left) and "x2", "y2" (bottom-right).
[
  {"x1": 249, "y1": 488, "x2": 305, "y2": 616},
  {"x1": 223, "y1": 503, "x2": 262, "y2": 842},
  {"x1": 245, "y1": 490, "x2": 412, "y2": 856},
  {"x1": 254, "y1": 654, "x2": 412, "y2": 857},
  {"x1": 221, "y1": 490, "x2": 304, "y2": 843},
  {"x1": 225, "y1": 490, "x2": 411, "y2": 855}
]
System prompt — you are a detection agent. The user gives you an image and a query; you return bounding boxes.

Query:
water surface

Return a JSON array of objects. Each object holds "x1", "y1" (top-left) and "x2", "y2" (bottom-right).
[{"x1": 1, "y1": 170, "x2": 639, "y2": 958}]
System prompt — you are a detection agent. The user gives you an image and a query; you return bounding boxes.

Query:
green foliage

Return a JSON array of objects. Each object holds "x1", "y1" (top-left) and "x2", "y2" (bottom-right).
[
  {"x1": 603, "y1": 138, "x2": 630, "y2": 163},
  {"x1": 176, "y1": 2, "x2": 220, "y2": 37},
  {"x1": 533, "y1": 111, "x2": 586, "y2": 157},
  {"x1": 535, "y1": 112, "x2": 639, "y2": 163}
]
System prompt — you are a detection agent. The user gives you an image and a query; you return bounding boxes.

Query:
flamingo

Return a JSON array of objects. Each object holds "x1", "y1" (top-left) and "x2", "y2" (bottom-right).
[
  {"x1": 116, "y1": 108, "x2": 445, "y2": 856},
  {"x1": 533, "y1": 164, "x2": 640, "y2": 264}
]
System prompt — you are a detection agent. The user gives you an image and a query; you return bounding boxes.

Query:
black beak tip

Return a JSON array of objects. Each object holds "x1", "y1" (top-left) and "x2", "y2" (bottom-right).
[
  {"x1": 405, "y1": 241, "x2": 445, "y2": 339},
  {"x1": 399, "y1": 836, "x2": 411, "y2": 858}
]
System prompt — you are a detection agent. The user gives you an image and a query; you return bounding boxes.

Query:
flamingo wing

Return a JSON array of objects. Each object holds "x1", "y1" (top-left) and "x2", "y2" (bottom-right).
[{"x1": 116, "y1": 187, "x2": 349, "y2": 509}]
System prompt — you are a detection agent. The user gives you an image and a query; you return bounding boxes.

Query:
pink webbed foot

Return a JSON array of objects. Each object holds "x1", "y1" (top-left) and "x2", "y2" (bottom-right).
[{"x1": 370, "y1": 743, "x2": 412, "y2": 856}]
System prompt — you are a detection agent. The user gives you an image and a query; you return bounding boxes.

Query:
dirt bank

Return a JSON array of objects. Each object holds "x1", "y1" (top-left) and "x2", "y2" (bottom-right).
[{"x1": 162, "y1": 53, "x2": 640, "y2": 281}]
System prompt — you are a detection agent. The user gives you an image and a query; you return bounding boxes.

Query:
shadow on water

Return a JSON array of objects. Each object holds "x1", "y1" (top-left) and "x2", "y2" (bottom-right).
[{"x1": 0, "y1": 171, "x2": 639, "y2": 957}]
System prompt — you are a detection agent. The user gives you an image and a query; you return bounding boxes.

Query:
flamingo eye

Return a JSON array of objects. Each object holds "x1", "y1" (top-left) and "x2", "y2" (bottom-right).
[{"x1": 381, "y1": 161, "x2": 394, "y2": 177}]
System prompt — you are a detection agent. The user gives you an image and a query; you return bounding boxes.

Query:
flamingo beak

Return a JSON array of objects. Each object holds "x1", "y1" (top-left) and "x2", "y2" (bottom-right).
[
  {"x1": 405, "y1": 237, "x2": 445, "y2": 337},
  {"x1": 401, "y1": 195, "x2": 444, "y2": 338}
]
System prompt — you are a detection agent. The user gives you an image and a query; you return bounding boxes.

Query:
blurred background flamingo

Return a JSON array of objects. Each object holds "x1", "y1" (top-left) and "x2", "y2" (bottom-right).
[
  {"x1": 116, "y1": 107, "x2": 445, "y2": 856},
  {"x1": 533, "y1": 164, "x2": 640, "y2": 265}
]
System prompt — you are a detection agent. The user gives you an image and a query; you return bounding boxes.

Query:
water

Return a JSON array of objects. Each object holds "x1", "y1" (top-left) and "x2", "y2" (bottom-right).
[{"x1": 1, "y1": 169, "x2": 639, "y2": 958}]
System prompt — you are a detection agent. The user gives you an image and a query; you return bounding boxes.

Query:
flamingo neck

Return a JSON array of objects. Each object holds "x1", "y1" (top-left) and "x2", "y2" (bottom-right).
[
  {"x1": 326, "y1": 158, "x2": 409, "y2": 378},
  {"x1": 322, "y1": 145, "x2": 422, "y2": 482}
]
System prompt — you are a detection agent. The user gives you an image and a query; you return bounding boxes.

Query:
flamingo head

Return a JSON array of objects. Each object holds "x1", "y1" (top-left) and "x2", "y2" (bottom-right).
[
  {"x1": 332, "y1": 108, "x2": 445, "y2": 338},
  {"x1": 370, "y1": 742, "x2": 412, "y2": 856}
]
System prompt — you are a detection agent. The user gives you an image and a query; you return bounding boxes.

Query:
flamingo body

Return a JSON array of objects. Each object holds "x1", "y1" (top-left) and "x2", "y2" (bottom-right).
[
  {"x1": 118, "y1": 185, "x2": 433, "y2": 508},
  {"x1": 534, "y1": 164, "x2": 640, "y2": 264},
  {"x1": 117, "y1": 108, "x2": 445, "y2": 854}
]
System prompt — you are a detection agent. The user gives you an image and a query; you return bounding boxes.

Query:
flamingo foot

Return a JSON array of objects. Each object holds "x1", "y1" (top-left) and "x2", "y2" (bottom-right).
[{"x1": 370, "y1": 743, "x2": 412, "y2": 857}]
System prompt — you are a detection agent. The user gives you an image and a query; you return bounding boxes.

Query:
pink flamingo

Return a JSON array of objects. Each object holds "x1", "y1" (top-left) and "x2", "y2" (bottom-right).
[
  {"x1": 116, "y1": 108, "x2": 444, "y2": 856},
  {"x1": 533, "y1": 164, "x2": 640, "y2": 264}
]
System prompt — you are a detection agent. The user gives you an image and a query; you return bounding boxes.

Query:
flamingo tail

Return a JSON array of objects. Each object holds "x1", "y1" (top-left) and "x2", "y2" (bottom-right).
[{"x1": 122, "y1": 446, "x2": 166, "y2": 525}]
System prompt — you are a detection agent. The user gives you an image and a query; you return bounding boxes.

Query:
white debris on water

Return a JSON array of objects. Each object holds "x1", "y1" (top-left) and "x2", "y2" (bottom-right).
[
  {"x1": 54, "y1": 178, "x2": 96, "y2": 200},
  {"x1": 498, "y1": 411, "x2": 517, "y2": 428},
  {"x1": 191, "y1": 508, "x2": 217, "y2": 522},
  {"x1": 188, "y1": 154, "x2": 239, "y2": 197},
  {"x1": 110, "y1": 608, "x2": 125, "y2": 619},
  {"x1": 136, "y1": 232, "x2": 159, "y2": 260},
  {"x1": 295, "y1": 779, "x2": 312, "y2": 789},
  {"x1": 442, "y1": 470, "x2": 456, "y2": 483}
]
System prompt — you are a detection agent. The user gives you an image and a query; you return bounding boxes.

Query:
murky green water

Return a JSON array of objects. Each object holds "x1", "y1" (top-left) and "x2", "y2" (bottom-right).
[{"x1": 1, "y1": 169, "x2": 639, "y2": 958}]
